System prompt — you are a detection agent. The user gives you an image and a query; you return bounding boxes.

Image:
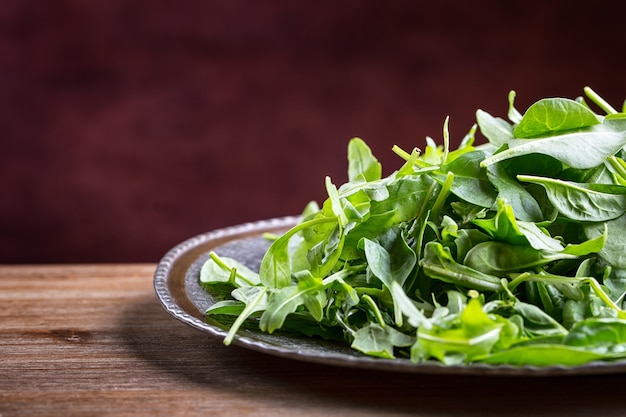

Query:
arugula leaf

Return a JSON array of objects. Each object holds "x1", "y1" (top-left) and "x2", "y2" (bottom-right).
[
  {"x1": 221, "y1": 286, "x2": 268, "y2": 345},
  {"x1": 362, "y1": 231, "x2": 417, "y2": 326},
  {"x1": 351, "y1": 323, "x2": 415, "y2": 359},
  {"x1": 259, "y1": 216, "x2": 337, "y2": 288},
  {"x1": 348, "y1": 137, "x2": 382, "y2": 183},
  {"x1": 200, "y1": 252, "x2": 260, "y2": 287},
  {"x1": 259, "y1": 273, "x2": 325, "y2": 333},
  {"x1": 413, "y1": 298, "x2": 503, "y2": 365}
]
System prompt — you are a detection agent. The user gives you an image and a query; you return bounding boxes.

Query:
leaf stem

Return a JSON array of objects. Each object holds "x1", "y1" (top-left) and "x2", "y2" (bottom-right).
[
  {"x1": 430, "y1": 171, "x2": 454, "y2": 221},
  {"x1": 442, "y1": 116, "x2": 450, "y2": 164},
  {"x1": 583, "y1": 277, "x2": 626, "y2": 319},
  {"x1": 224, "y1": 287, "x2": 268, "y2": 345},
  {"x1": 392, "y1": 145, "x2": 412, "y2": 161},
  {"x1": 209, "y1": 251, "x2": 256, "y2": 286},
  {"x1": 607, "y1": 156, "x2": 626, "y2": 185},
  {"x1": 362, "y1": 294, "x2": 386, "y2": 327},
  {"x1": 508, "y1": 272, "x2": 626, "y2": 319},
  {"x1": 584, "y1": 86, "x2": 618, "y2": 115}
]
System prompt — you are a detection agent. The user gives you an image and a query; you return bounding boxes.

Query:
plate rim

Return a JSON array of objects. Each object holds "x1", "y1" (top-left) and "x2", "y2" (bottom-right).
[{"x1": 154, "y1": 216, "x2": 626, "y2": 377}]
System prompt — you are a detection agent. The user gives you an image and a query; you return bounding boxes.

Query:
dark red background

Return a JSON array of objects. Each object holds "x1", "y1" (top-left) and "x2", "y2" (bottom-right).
[{"x1": 2, "y1": 1, "x2": 625, "y2": 263}]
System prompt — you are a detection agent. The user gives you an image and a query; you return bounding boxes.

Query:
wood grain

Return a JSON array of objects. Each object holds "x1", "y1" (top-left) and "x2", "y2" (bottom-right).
[{"x1": 2, "y1": 264, "x2": 626, "y2": 417}]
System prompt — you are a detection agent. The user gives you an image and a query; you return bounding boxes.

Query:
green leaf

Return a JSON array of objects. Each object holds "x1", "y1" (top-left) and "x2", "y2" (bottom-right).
[
  {"x1": 420, "y1": 242, "x2": 503, "y2": 292},
  {"x1": 472, "y1": 200, "x2": 525, "y2": 245},
  {"x1": 351, "y1": 323, "x2": 415, "y2": 359},
  {"x1": 518, "y1": 175, "x2": 626, "y2": 222},
  {"x1": 561, "y1": 228, "x2": 606, "y2": 256},
  {"x1": 454, "y1": 229, "x2": 491, "y2": 263},
  {"x1": 325, "y1": 176, "x2": 349, "y2": 227},
  {"x1": 584, "y1": 212, "x2": 626, "y2": 268},
  {"x1": 348, "y1": 137, "x2": 382, "y2": 183},
  {"x1": 464, "y1": 241, "x2": 577, "y2": 276},
  {"x1": 363, "y1": 231, "x2": 417, "y2": 326},
  {"x1": 513, "y1": 97, "x2": 600, "y2": 138},
  {"x1": 222, "y1": 286, "x2": 268, "y2": 345},
  {"x1": 259, "y1": 216, "x2": 338, "y2": 289},
  {"x1": 306, "y1": 223, "x2": 345, "y2": 278},
  {"x1": 342, "y1": 174, "x2": 438, "y2": 256},
  {"x1": 482, "y1": 118, "x2": 626, "y2": 169},
  {"x1": 565, "y1": 318, "x2": 626, "y2": 355},
  {"x1": 485, "y1": 163, "x2": 544, "y2": 222},
  {"x1": 205, "y1": 300, "x2": 245, "y2": 316},
  {"x1": 472, "y1": 199, "x2": 562, "y2": 251},
  {"x1": 476, "y1": 109, "x2": 514, "y2": 147},
  {"x1": 478, "y1": 344, "x2": 607, "y2": 366},
  {"x1": 414, "y1": 298, "x2": 503, "y2": 364},
  {"x1": 513, "y1": 301, "x2": 568, "y2": 337},
  {"x1": 430, "y1": 150, "x2": 498, "y2": 208},
  {"x1": 259, "y1": 275, "x2": 325, "y2": 333},
  {"x1": 201, "y1": 88, "x2": 626, "y2": 367},
  {"x1": 296, "y1": 272, "x2": 327, "y2": 322},
  {"x1": 507, "y1": 90, "x2": 523, "y2": 124},
  {"x1": 200, "y1": 253, "x2": 260, "y2": 287},
  {"x1": 389, "y1": 280, "x2": 431, "y2": 328}
]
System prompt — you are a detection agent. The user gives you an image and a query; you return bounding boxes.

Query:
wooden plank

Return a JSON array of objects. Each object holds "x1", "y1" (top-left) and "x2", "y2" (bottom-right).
[{"x1": 2, "y1": 265, "x2": 626, "y2": 417}]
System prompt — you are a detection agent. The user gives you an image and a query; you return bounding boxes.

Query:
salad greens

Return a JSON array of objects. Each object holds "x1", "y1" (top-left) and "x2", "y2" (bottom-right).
[{"x1": 200, "y1": 87, "x2": 626, "y2": 366}]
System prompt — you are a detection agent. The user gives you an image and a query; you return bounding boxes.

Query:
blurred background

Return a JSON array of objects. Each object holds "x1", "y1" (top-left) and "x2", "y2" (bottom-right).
[{"x1": 2, "y1": 1, "x2": 625, "y2": 264}]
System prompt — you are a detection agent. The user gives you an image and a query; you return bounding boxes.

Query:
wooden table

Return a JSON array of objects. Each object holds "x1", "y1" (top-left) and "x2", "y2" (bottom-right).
[{"x1": 2, "y1": 264, "x2": 626, "y2": 417}]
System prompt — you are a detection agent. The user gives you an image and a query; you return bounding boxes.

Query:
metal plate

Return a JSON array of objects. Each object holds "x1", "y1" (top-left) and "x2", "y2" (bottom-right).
[{"x1": 154, "y1": 216, "x2": 626, "y2": 376}]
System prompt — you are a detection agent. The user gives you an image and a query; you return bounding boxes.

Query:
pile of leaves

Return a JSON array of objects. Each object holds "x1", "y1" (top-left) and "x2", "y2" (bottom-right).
[{"x1": 200, "y1": 87, "x2": 626, "y2": 366}]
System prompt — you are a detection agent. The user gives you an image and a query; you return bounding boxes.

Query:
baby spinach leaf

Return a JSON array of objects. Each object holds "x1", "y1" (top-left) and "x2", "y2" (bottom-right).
[
  {"x1": 430, "y1": 150, "x2": 498, "y2": 208},
  {"x1": 482, "y1": 118, "x2": 626, "y2": 169},
  {"x1": 564, "y1": 317, "x2": 626, "y2": 355},
  {"x1": 513, "y1": 97, "x2": 600, "y2": 138},
  {"x1": 464, "y1": 241, "x2": 577, "y2": 276},
  {"x1": 518, "y1": 175, "x2": 626, "y2": 222},
  {"x1": 584, "y1": 212, "x2": 626, "y2": 268},
  {"x1": 471, "y1": 199, "x2": 529, "y2": 244},
  {"x1": 205, "y1": 300, "x2": 245, "y2": 316},
  {"x1": 561, "y1": 229, "x2": 606, "y2": 256},
  {"x1": 454, "y1": 229, "x2": 491, "y2": 263},
  {"x1": 499, "y1": 152, "x2": 563, "y2": 179},
  {"x1": 475, "y1": 109, "x2": 513, "y2": 147},
  {"x1": 343, "y1": 174, "x2": 438, "y2": 255},
  {"x1": 513, "y1": 301, "x2": 568, "y2": 337},
  {"x1": 485, "y1": 163, "x2": 544, "y2": 222},
  {"x1": 363, "y1": 232, "x2": 417, "y2": 326},
  {"x1": 478, "y1": 344, "x2": 607, "y2": 366}
]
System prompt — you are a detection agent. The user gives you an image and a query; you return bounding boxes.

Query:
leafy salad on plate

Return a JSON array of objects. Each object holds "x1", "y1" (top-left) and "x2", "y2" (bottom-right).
[{"x1": 199, "y1": 87, "x2": 626, "y2": 367}]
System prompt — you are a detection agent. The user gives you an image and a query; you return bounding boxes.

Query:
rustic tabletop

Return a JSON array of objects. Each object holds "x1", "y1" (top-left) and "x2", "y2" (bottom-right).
[{"x1": 2, "y1": 264, "x2": 626, "y2": 417}]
